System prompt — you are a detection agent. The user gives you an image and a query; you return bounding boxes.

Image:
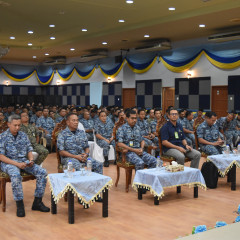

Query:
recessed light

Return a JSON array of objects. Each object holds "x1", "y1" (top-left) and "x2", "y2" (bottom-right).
[
  {"x1": 45, "y1": 53, "x2": 49, "y2": 56},
  {"x1": 50, "y1": 37, "x2": 55, "y2": 40},
  {"x1": 102, "y1": 42, "x2": 108, "y2": 45},
  {"x1": 10, "y1": 36, "x2": 15, "y2": 40},
  {"x1": 33, "y1": 56, "x2": 37, "y2": 59},
  {"x1": 82, "y1": 28, "x2": 87, "y2": 32},
  {"x1": 28, "y1": 30, "x2": 34, "y2": 34},
  {"x1": 126, "y1": 0, "x2": 134, "y2": 4},
  {"x1": 28, "y1": 43, "x2": 32, "y2": 46},
  {"x1": 70, "y1": 48, "x2": 75, "y2": 51},
  {"x1": 119, "y1": 19, "x2": 125, "y2": 23},
  {"x1": 199, "y1": 24, "x2": 206, "y2": 28},
  {"x1": 144, "y1": 34, "x2": 150, "y2": 38},
  {"x1": 168, "y1": 7, "x2": 175, "y2": 11},
  {"x1": 49, "y1": 24, "x2": 55, "y2": 28}
]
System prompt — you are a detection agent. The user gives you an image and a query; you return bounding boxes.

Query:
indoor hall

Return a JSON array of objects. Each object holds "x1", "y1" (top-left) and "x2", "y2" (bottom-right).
[{"x1": 0, "y1": 0, "x2": 240, "y2": 239}]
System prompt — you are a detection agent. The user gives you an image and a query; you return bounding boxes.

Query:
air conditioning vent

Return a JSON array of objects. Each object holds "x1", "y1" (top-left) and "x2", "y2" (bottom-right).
[
  {"x1": 79, "y1": 50, "x2": 108, "y2": 62},
  {"x1": 208, "y1": 31, "x2": 240, "y2": 42},
  {"x1": 43, "y1": 56, "x2": 66, "y2": 65},
  {"x1": 135, "y1": 41, "x2": 171, "y2": 52}
]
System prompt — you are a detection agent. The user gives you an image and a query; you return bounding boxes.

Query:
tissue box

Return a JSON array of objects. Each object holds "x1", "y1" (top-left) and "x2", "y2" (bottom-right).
[{"x1": 165, "y1": 164, "x2": 184, "y2": 172}]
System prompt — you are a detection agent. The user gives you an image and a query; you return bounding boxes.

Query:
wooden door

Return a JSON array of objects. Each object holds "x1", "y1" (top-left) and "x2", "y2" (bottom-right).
[
  {"x1": 162, "y1": 87, "x2": 175, "y2": 114},
  {"x1": 212, "y1": 86, "x2": 228, "y2": 118},
  {"x1": 122, "y1": 88, "x2": 135, "y2": 109}
]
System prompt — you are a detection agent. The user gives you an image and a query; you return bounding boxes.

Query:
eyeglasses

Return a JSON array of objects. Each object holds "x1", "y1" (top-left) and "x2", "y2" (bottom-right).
[{"x1": 170, "y1": 113, "x2": 178, "y2": 116}]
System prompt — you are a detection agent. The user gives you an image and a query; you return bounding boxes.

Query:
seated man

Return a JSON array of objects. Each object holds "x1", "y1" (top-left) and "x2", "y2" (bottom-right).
[
  {"x1": 160, "y1": 108, "x2": 200, "y2": 168},
  {"x1": 36, "y1": 107, "x2": 55, "y2": 148},
  {"x1": 136, "y1": 109, "x2": 158, "y2": 149},
  {"x1": 55, "y1": 107, "x2": 67, "y2": 123},
  {"x1": 30, "y1": 108, "x2": 42, "y2": 125},
  {"x1": 217, "y1": 113, "x2": 238, "y2": 150},
  {"x1": 117, "y1": 110, "x2": 157, "y2": 171},
  {"x1": 20, "y1": 112, "x2": 49, "y2": 165},
  {"x1": 182, "y1": 111, "x2": 196, "y2": 148},
  {"x1": 57, "y1": 113, "x2": 103, "y2": 174},
  {"x1": 0, "y1": 115, "x2": 49, "y2": 217},
  {"x1": 94, "y1": 111, "x2": 115, "y2": 167},
  {"x1": 80, "y1": 111, "x2": 94, "y2": 141},
  {"x1": 197, "y1": 111, "x2": 224, "y2": 155}
]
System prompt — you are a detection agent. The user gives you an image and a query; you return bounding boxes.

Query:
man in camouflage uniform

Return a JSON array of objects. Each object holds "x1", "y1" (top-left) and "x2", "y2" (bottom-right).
[
  {"x1": 182, "y1": 111, "x2": 196, "y2": 148},
  {"x1": 36, "y1": 108, "x2": 55, "y2": 147},
  {"x1": 197, "y1": 111, "x2": 224, "y2": 155},
  {"x1": 20, "y1": 112, "x2": 49, "y2": 165},
  {"x1": 0, "y1": 115, "x2": 49, "y2": 217},
  {"x1": 57, "y1": 113, "x2": 103, "y2": 174},
  {"x1": 94, "y1": 111, "x2": 115, "y2": 167},
  {"x1": 117, "y1": 110, "x2": 157, "y2": 171},
  {"x1": 30, "y1": 108, "x2": 42, "y2": 125},
  {"x1": 217, "y1": 113, "x2": 238, "y2": 150},
  {"x1": 137, "y1": 109, "x2": 158, "y2": 149},
  {"x1": 55, "y1": 107, "x2": 67, "y2": 123},
  {"x1": 80, "y1": 111, "x2": 94, "y2": 141}
]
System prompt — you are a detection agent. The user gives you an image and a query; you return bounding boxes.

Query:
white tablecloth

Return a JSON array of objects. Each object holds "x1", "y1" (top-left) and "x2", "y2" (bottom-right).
[
  {"x1": 48, "y1": 172, "x2": 112, "y2": 207},
  {"x1": 207, "y1": 154, "x2": 240, "y2": 176},
  {"x1": 132, "y1": 167, "x2": 206, "y2": 199}
]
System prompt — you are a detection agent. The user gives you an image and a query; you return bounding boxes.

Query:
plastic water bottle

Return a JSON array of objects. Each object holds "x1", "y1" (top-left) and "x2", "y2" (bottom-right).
[
  {"x1": 87, "y1": 158, "x2": 92, "y2": 175},
  {"x1": 67, "y1": 160, "x2": 73, "y2": 178},
  {"x1": 238, "y1": 144, "x2": 240, "y2": 155},
  {"x1": 226, "y1": 145, "x2": 230, "y2": 155},
  {"x1": 156, "y1": 156, "x2": 163, "y2": 171}
]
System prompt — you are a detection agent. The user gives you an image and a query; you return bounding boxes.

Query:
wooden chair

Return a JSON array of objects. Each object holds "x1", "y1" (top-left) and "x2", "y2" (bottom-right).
[
  {"x1": 0, "y1": 127, "x2": 36, "y2": 212},
  {"x1": 0, "y1": 172, "x2": 36, "y2": 212},
  {"x1": 51, "y1": 119, "x2": 67, "y2": 173},
  {"x1": 113, "y1": 117, "x2": 136, "y2": 192}
]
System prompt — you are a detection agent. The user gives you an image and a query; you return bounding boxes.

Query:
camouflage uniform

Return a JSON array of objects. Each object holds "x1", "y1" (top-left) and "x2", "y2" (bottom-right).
[
  {"x1": 177, "y1": 117, "x2": 185, "y2": 126},
  {"x1": 197, "y1": 121, "x2": 222, "y2": 155},
  {"x1": 217, "y1": 117, "x2": 238, "y2": 148},
  {"x1": 20, "y1": 124, "x2": 49, "y2": 165},
  {"x1": 182, "y1": 118, "x2": 196, "y2": 148},
  {"x1": 36, "y1": 116, "x2": 55, "y2": 146},
  {"x1": 57, "y1": 127, "x2": 102, "y2": 174},
  {"x1": 0, "y1": 129, "x2": 47, "y2": 201},
  {"x1": 80, "y1": 118, "x2": 94, "y2": 141},
  {"x1": 94, "y1": 120, "x2": 115, "y2": 157},
  {"x1": 117, "y1": 122, "x2": 157, "y2": 170},
  {"x1": 136, "y1": 118, "x2": 158, "y2": 147},
  {"x1": 30, "y1": 114, "x2": 39, "y2": 125},
  {"x1": 55, "y1": 116, "x2": 65, "y2": 123}
]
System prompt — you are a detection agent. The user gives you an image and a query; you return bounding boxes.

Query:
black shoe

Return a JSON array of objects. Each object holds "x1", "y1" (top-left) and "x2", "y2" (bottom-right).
[
  {"x1": 95, "y1": 197, "x2": 102, "y2": 202},
  {"x1": 16, "y1": 200, "x2": 25, "y2": 217},
  {"x1": 32, "y1": 197, "x2": 50, "y2": 212}
]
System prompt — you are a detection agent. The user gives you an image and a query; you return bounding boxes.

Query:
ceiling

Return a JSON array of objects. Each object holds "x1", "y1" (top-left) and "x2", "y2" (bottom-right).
[{"x1": 0, "y1": 0, "x2": 240, "y2": 64}]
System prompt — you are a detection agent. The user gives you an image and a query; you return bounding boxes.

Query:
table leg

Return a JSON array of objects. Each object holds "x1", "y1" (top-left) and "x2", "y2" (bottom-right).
[
  {"x1": 177, "y1": 186, "x2": 181, "y2": 194},
  {"x1": 68, "y1": 190, "x2": 74, "y2": 224},
  {"x1": 102, "y1": 189, "x2": 108, "y2": 218},
  {"x1": 154, "y1": 196, "x2": 159, "y2": 205},
  {"x1": 138, "y1": 187, "x2": 143, "y2": 200},
  {"x1": 229, "y1": 165, "x2": 236, "y2": 191},
  {"x1": 194, "y1": 185, "x2": 198, "y2": 198},
  {"x1": 51, "y1": 193, "x2": 57, "y2": 214}
]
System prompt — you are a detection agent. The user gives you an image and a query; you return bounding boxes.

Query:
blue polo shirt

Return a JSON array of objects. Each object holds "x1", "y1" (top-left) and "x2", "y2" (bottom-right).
[{"x1": 160, "y1": 121, "x2": 186, "y2": 153}]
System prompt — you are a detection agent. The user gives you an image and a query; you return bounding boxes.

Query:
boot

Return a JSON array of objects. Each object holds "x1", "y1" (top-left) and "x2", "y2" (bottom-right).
[
  {"x1": 16, "y1": 200, "x2": 25, "y2": 217},
  {"x1": 104, "y1": 156, "x2": 109, "y2": 167},
  {"x1": 32, "y1": 197, "x2": 50, "y2": 212}
]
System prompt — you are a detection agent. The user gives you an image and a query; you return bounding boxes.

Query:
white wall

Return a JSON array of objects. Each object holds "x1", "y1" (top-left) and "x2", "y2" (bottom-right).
[{"x1": 1, "y1": 54, "x2": 240, "y2": 87}]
